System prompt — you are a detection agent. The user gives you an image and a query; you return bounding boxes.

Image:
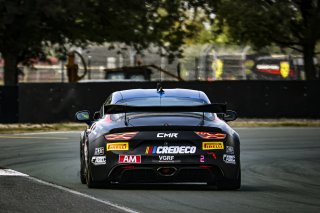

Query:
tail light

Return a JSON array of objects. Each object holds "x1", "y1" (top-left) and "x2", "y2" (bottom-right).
[
  {"x1": 199, "y1": 165, "x2": 212, "y2": 169},
  {"x1": 105, "y1": 132, "x2": 138, "y2": 141},
  {"x1": 121, "y1": 165, "x2": 135, "y2": 169},
  {"x1": 195, "y1": 132, "x2": 226, "y2": 139}
]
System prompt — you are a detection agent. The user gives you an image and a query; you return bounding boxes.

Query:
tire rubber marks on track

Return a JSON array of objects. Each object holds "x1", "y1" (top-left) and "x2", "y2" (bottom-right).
[{"x1": 0, "y1": 169, "x2": 139, "y2": 213}]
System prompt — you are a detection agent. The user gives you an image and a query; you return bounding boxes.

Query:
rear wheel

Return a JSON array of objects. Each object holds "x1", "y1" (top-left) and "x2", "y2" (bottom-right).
[
  {"x1": 86, "y1": 163, "x2": 108, "y2": 188},
  {"x1": 81, "y1": 142, "x2": 97, "y2": 188},
  {"x1": 86, "y1": 164, "x2": 98, "y2": 188},
  {"x1": 84, "y1": 141, "x2": 100, "y2": 188},
  {"x1": 80, "y1": 153, "x2": 87, "y2": 184},
  {"x1": 216, "y1": 170, "x2": 241, "y2": 190}
]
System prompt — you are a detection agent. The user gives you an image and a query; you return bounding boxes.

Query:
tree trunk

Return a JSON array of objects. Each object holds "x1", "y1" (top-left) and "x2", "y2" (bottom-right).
[
  {"x1": 3, "y1": 52, "x2": 19, "y2": 86},
  {"x1": 302, "y1": 42, "x2": 317, "y2": 80}
]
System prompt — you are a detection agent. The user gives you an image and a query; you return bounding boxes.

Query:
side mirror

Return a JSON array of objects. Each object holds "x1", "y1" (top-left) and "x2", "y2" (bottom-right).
[
  {"x1": 75, "y1": 110, "x2": 91, "y2": 124},
  {"x1": 224, "y1": 110, "x2": 237, "y2": 122},
  {"x1": 93, "y1": 111, "x2": 101, "y2": 120}
]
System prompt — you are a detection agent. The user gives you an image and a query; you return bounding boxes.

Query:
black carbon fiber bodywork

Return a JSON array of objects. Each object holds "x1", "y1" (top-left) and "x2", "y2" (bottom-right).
[
  {"x1": 79, "y1": 89, "x2": 240, "y2": 187},
  {"x1": 83, "y1": 124, "x2": 240, "y2": 183}
]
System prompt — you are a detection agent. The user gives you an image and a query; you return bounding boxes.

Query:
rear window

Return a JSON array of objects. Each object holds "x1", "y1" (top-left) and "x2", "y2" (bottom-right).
[{"x1": 114, "y1": 97, "x2": 214, "y2": 119}]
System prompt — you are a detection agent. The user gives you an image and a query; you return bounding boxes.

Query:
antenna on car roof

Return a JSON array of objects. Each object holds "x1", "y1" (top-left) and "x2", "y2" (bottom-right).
[
  {"x1": 200, "y1": 111, "x2": 205, "y2": 126},
  {"x1": 157, "y1": 82, "x2": 164, "y2": 94},
  {"x1": 124, "y1": 104, "x2": 128, "y2": 126}
]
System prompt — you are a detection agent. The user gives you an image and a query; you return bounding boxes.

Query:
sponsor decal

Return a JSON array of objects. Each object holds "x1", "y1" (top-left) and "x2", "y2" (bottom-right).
[
  {"x1": 157, "y1": 133, "x2": 178, "y2": 138},
  {"x1": 202, "y1": 142, "x2": 224, "y2": 150},
  {"x1": 94, "y1": 147, "x2": 104, "y2": 155},
  {"x1": 207, "y1": 152, "x2": 217, "y2": 159},
  {"x1": 145, "y1": 146, "x2": 155, "y2": 154},
  {"x1": 119, "y1": 155, "x2": 141, "y2": 163},
  {"x1": 226, "y1": 146, "x2": 234, "y2": 154},
  {"x1": 159, "y1": 155, "x2": 175, "y2": 162},
  {"x1": 223, "y1": 154, "x2": 236, "y2": 164},
  {"x1": 200, "y1": 155, "x2": 205, "y2": 163},
  {"x1": 91, "y1": 156, "x2": 106, "y2": 165},
  {"x1": 145, "y1": 146, "x2": 196, "y2": 154},
  {"x1": 106, "y1": 142, "x2": 128, "y2": 151}
]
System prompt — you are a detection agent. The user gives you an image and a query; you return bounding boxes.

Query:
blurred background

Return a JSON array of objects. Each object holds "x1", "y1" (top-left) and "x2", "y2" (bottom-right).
[
  {"x1": 0, "y1": 0, "x2": 319, "y2": 122},
  {"x1": 0, "y1": 0, "x2": 319, "y2": 84},
  {"x1": 1, "y1": 44, "x2": 314, "y2": 83}
]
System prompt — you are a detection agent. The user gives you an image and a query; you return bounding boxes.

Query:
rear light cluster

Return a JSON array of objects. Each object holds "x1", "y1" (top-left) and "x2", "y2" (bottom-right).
[
  {"x1": 121, "y1": 165, "x2": 135, "y2": 169},
  {"x1": 199, "y1": 165, "x2": 212, "y2": 169},
  {"x1": 104, "y1": 132, "x2": 138, "y2": 141},
  {"x1": 195, "y1": 132, "x2": 226, "y2": 139}
]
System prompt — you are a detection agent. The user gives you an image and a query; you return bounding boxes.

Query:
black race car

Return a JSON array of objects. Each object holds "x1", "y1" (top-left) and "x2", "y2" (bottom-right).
[{"x1": 75, "y1": 88, "x2": 241, "y2": 190}]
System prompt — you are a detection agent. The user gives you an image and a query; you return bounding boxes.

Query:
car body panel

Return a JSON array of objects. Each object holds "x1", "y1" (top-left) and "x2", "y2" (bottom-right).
[{"x1": 78, "y1": 88, "x2": 240, "y2": 188}]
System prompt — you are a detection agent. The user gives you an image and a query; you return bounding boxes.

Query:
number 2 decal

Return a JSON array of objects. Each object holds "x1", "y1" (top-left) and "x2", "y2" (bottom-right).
[{"x1": 200, "y1": 155, "x2": 205, "y2": 163}]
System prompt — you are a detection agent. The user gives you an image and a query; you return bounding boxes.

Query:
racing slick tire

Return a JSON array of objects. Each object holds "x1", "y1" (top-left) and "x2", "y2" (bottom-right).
[
  {"x1": 85, "y1": 148, "x2": 106, "y2": 188},
  {"x1": 86, "y1": 166, "x2": 95, "y2": 188},
  {"x1": 216, "y1": 170, "x2": 241, "y2": 190},
  {"x1": 86, "y1": 164, "x2": 109, "y2": 188},
  {"x1": 80, "y1": 154, "x2": 87, "y2": 184},
  {"x1": 83, "y1": 140, "x2": 99, "y2": 188},
  {"x1": 86, "y1": 161, "x2": 100, "y2": 188}
]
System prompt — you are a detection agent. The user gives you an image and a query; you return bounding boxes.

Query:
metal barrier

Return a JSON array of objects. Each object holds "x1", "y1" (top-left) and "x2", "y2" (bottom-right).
[
  {"x1": 0, "y1": 81, "x2": 319, "y2": 123},
  {"x1": 0, "y1": 86, "x2": 18, "y2": 123}
]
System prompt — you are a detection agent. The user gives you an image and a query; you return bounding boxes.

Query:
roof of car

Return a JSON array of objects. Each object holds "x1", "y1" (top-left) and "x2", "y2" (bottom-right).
[{"x1": 112, "y1": 88, "x2": 210, "y2": 103}]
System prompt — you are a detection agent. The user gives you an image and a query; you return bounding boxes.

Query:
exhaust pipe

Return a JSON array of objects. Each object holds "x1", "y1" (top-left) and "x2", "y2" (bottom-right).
[{"x1": 157, "y1": 167, "x2": 177, "y2": 176}]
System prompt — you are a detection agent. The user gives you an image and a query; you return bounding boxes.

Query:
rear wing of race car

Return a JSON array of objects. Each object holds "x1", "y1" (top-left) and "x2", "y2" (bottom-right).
[
  {"x1": 103, "y1": 103, "x2": 226, "y2": 114},
  {"x1": 103, "y1": 103, "x2": 237, "y2": 125}
]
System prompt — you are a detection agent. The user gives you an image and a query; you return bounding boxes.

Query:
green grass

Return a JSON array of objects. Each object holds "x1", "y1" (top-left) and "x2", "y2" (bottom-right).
[
  {"x1": 0, "y1": 123, "x2": 87, "y2": 134},
  {"x1": 0, "y1": 119, "x2": 320, "y2": 134},
  {"x1": 229, "y1": 119, "x2": 320, "y2": 127}
]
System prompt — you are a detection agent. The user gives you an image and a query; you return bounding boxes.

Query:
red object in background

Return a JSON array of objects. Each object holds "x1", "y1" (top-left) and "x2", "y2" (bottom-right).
[
  {"x1": 257, "y1": 69, "x2": 280, "y2": 75},
  {"x1": 47, "y1": 57, "x2": 59, "y2": 65}
]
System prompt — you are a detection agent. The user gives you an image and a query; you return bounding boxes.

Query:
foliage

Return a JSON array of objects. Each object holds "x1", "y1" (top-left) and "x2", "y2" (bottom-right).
[
  {"x1": 2, "y1": 0, "x2": 318, "y2": 83},
  {"x1": 0, "y1": 0, "x2": 218, "y2": 85},
  {"x1": 215, "y1": 0, "x2": 320, "y2": 79}
]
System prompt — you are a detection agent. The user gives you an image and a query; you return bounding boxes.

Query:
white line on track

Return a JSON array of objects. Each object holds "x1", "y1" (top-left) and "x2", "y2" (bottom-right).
[
  {"x1": 0, "y1": 169, "x2": 29, "y2": 176},
  {"x1": 0, "y1": 169, "x2": 139, "y2": 213}
]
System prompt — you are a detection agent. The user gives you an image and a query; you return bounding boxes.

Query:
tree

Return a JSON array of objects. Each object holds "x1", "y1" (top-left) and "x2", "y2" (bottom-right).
[
  {"x1": 0, "y1": 0, "x2": 89, "y2": 85},
  {"x1": 0, "y1": 0, "x2": 216, "y2": 85},
  {"x1": 215, "y1": 0, "x2": 320, "y2": 80}
]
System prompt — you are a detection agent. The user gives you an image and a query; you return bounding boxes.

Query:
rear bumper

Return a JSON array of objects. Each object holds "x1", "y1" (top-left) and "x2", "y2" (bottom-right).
[
  {"x1": 88, "y1": 129, "x2": 241, "y2": 183},
  {"x1": 90, "y1": 161, "x2": 240, "y2": 184},
  {"x1": 108, "y1": 164, "x2": 223, "y2": 183}
]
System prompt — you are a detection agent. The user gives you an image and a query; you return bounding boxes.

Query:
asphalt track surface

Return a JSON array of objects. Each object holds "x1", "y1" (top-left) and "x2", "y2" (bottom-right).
[{"x1": 0, "y1": 127, "x2": 320, "y2": 213}]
